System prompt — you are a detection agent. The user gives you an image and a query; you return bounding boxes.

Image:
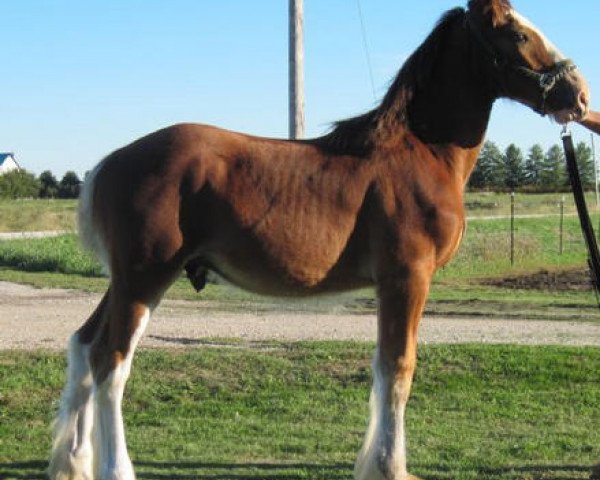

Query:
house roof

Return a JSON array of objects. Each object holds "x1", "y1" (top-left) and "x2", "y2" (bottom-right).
[{"x1": 0, "y1": 153, "x2": 18, "y2": 168}]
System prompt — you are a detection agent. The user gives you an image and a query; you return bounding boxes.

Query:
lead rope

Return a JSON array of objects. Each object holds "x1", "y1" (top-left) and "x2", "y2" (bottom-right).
[{"x1": 561, "y1": 126, "x2": 600, "y2": 308}]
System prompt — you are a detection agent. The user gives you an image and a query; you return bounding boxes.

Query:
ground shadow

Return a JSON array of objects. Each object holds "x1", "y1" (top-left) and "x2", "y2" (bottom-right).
[
  {"x1": 414, "y1": 462, "x2": 595, "y2": 480},
  {"x1": 0, "y1": 460, "x2": 596, "y2": 480},
  {"x1": 0, "y1": 460, "x2": 47, "y2": 479},
  {"x1": 0, "y1": 460, "x2": 352, "y2": 480},
  {"x1": 134, "y1": 461, "x2": 352, "y2": 479}
]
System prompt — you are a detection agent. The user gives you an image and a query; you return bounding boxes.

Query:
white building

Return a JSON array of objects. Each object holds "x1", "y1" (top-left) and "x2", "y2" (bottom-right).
[{"x1": 0, "y1": 153, "x2": 20, "y2": 175}]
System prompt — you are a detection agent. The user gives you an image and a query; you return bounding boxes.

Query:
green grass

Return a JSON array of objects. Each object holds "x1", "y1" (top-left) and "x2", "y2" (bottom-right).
[
  {"x1": 438, "y1": 215, "x2": 591, "y2": 280},
  {"x1": 0, "y1": 343, "x2": 599, "y2": 479},
  {"x1": 0, "y1": 199, "x2": 77, "y2": 232},
  {"x1": 0, "y1": 235, "x2": 100, "y2": 276}
]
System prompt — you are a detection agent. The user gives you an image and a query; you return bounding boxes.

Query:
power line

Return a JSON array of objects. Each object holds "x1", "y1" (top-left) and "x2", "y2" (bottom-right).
[{"x1": 356, "y1": 0, "x2": 376, "y2": 101}]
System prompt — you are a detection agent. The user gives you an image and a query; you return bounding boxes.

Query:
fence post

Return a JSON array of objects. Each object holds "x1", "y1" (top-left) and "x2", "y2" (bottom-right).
[
  {"x1": 559, "y1": 195, "x2": 565, "y2": 255},
  {"x1": 510, "y1": 191, "x2": 515, "y2": 266}
]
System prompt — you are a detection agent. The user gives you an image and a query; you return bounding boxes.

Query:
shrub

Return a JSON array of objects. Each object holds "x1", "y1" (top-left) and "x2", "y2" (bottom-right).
[{"x1": 0, "y1": 169, "x2": 41, "y2": 199}]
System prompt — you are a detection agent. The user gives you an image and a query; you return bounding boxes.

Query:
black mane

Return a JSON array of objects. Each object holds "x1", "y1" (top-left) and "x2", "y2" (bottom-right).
[{"x1": 314, "y1": 7, "x2": 467, "y2": 156}]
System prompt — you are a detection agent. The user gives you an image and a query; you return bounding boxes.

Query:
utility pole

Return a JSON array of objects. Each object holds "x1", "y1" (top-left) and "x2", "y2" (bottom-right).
[{"x1": 289, "y1": 0, "x2": 304, "y2": 139}]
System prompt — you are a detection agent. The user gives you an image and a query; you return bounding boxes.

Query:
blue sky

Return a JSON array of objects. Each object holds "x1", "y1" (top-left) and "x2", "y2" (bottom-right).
[{"x1": 1, "y1": 1, "x2": 599, "y2": 177}]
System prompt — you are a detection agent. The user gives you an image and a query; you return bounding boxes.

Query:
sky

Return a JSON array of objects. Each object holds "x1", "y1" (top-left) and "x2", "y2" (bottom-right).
[{"x1": 1, "y1": 1, "x2": 599, "y2": 178}]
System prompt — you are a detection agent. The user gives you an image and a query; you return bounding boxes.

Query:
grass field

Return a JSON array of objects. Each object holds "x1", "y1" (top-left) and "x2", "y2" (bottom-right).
[
  {"x1": 441, "y1": 215, "x2": 590, "y2": 278},
  {"x1": 0, "y1": 342, "x2": 598, "y2": 480},
  {"x1": 465, "y1": 191, "x2": 600, "y2": 218},
  {"x1": 0, "y1": 199, "x2": 77, "y2": 233}
]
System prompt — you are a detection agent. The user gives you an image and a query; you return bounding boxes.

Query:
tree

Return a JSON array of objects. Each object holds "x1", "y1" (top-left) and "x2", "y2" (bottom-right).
[
  {"x1": 574, "y1": 141, "x2": 595, "y2": 189},
  {"x1": 504, "y1": 144, "x2": 524, "y2": 189},
  {"x1": 39, "y1": 170, "x2": 59, "y2": 198},
  {"x1": 523, "y1": 144, "x2": 544, "y2": 188},
  {"x1": 540, "y1": 144, "x2": 566, "y2": 191},
  {"x1": 0, "y1": 169, "x2": 40, "y2": 199},
  {"x1": 470, "y1": 141, "x2": 504, "y2": 189},
  {"x1": 58, "y1": 171, "x2": 82, "y2": 199},
  {"x1": 469, "y1": 155, "x2": 488, "y2": 189}
]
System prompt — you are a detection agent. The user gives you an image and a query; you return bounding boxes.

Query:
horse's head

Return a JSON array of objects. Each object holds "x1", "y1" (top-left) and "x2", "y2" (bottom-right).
[{"x1": 467, "y1": 0, "x2": 589, "y2": 124}]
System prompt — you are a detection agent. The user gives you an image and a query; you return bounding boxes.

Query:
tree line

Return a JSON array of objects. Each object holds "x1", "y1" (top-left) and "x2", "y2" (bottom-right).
[
  {"x1": 0, "y1": 169, "x2": 82, "y2": 199},
  {"x1": 469, "y1": 140, "x2": 595, "y2": 192}
]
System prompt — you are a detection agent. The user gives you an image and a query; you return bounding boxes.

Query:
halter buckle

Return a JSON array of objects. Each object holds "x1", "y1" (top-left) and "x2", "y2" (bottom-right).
[{"x1": 539, "y1": 73, "x2": 556, "y2": 92}]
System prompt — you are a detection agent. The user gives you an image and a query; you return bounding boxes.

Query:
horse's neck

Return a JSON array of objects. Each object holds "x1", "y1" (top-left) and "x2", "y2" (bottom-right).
[
  {"x1": 408, "y1": 84, "x2": 493, "y2": 149},
  {"x1": 398, "y1": 26, "x2": 495, "y2": 184},
  {"x1": 409, "y1": 85, "x2": 493, "y2": 185}
]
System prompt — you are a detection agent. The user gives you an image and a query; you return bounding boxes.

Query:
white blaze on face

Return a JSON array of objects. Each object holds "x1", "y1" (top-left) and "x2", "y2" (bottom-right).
[
  {"x1": 510, "y1": 8, "x2": 587, "y2": 124},
  {"x1": 510, "y1": 9, "x2": 566, "y2": 62}
]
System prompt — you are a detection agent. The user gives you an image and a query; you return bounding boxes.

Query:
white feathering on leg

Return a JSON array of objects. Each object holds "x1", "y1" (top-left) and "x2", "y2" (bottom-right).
[
  {"x1": 48, "y1": 334, "x2": 95, "y2": 480},
  {"x1": 354, "y1": 350, "x2": 387, "y2": 480}
]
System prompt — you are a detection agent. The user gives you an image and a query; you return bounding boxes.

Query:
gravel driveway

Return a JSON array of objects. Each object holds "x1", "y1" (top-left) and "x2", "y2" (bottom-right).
[{"x1": 2, "y1": 281, "x2": 600, "y2": 350}]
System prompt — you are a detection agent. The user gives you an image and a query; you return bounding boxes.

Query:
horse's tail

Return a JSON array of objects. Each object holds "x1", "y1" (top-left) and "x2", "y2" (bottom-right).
[{"x1": 78, "y1": 158, "x2": 110, "y2": 276}]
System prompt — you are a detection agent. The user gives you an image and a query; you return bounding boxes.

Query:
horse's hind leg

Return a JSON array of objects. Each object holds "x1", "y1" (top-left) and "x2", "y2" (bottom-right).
[
  {"x1": 90, "y1": 262, "x2": 180, "y2": 480},
  {"x1": 89, "y1": 285, "x2": 154, "y2": 480},
  {"x1": 49, "y1": 292, "x2": 109, "y2": 480}
]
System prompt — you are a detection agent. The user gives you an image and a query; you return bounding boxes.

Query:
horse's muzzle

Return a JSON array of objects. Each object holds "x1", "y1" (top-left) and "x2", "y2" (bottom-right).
[{"x1": 548, "y1": 70, "x2": 590, "y2": 124}]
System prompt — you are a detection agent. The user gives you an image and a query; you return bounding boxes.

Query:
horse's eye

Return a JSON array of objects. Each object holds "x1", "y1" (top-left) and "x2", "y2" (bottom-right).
[{"x1": 514, "y1": 32, "x2": 529, "y2": 44}]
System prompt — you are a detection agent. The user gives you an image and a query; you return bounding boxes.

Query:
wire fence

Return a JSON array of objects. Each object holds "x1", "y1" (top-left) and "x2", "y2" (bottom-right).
[{"x1": 454, "y1": 191, "x2": 599, "y2": 278}]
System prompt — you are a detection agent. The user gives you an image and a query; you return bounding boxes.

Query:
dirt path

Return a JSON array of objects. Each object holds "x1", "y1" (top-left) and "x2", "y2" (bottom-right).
[{"x1": 1, "y1": 281, "x2": 600, "y2": 350}]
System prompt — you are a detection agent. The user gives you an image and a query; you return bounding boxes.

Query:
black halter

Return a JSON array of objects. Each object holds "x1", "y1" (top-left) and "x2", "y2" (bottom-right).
[{"x1": 465, "y1": 13, "x2": 577, "y2": 116}]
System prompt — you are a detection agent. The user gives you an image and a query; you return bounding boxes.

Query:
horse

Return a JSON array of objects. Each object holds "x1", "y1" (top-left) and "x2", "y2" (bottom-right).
[{"x1": 48, "y1": 1, "x2": 591, "y2": 479}]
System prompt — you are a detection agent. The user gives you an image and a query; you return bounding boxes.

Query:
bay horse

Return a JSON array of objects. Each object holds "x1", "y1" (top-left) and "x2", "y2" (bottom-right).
[{"x1": 49, "y1": 1, "x2": 591, "y2": 479}]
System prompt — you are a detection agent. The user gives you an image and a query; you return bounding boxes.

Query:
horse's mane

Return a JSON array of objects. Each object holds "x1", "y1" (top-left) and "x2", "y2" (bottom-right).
[{"x1": 314, "y1": 7, "x2": 467, "y2": 156}]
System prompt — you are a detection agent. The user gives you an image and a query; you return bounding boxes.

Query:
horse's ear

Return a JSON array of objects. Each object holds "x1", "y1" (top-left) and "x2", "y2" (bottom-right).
[{"x1": 467, "y1": 0, "x2": 512, "y2": 27}]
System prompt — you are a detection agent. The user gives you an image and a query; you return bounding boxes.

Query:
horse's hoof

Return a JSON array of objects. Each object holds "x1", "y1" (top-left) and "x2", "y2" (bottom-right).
[
  {"x1": 406, "y1": 475, "x2": 422, "y2": 480},
  {"x1": 47, "y1": 452, "x2": 93, "y2": 480}
]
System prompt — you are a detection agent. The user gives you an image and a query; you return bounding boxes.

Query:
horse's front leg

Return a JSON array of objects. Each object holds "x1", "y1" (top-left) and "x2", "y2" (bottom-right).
[{"x1": 354, "y1": 264, "x2": 432, "y2": 480}]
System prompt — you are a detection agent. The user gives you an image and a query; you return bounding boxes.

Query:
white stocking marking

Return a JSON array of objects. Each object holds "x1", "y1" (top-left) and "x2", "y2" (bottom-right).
[
  {"x1": 48, "y1": 334, "x2": 94, "y2": 480},
  {"x1": 354, "y1": 350, "x2": 410, "y2": 480}
]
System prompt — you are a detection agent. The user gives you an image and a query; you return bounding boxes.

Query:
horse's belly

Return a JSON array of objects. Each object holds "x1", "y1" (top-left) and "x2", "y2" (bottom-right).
[{"x1": 203, "y1": 225, "x2": 371, "y2": 296}]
